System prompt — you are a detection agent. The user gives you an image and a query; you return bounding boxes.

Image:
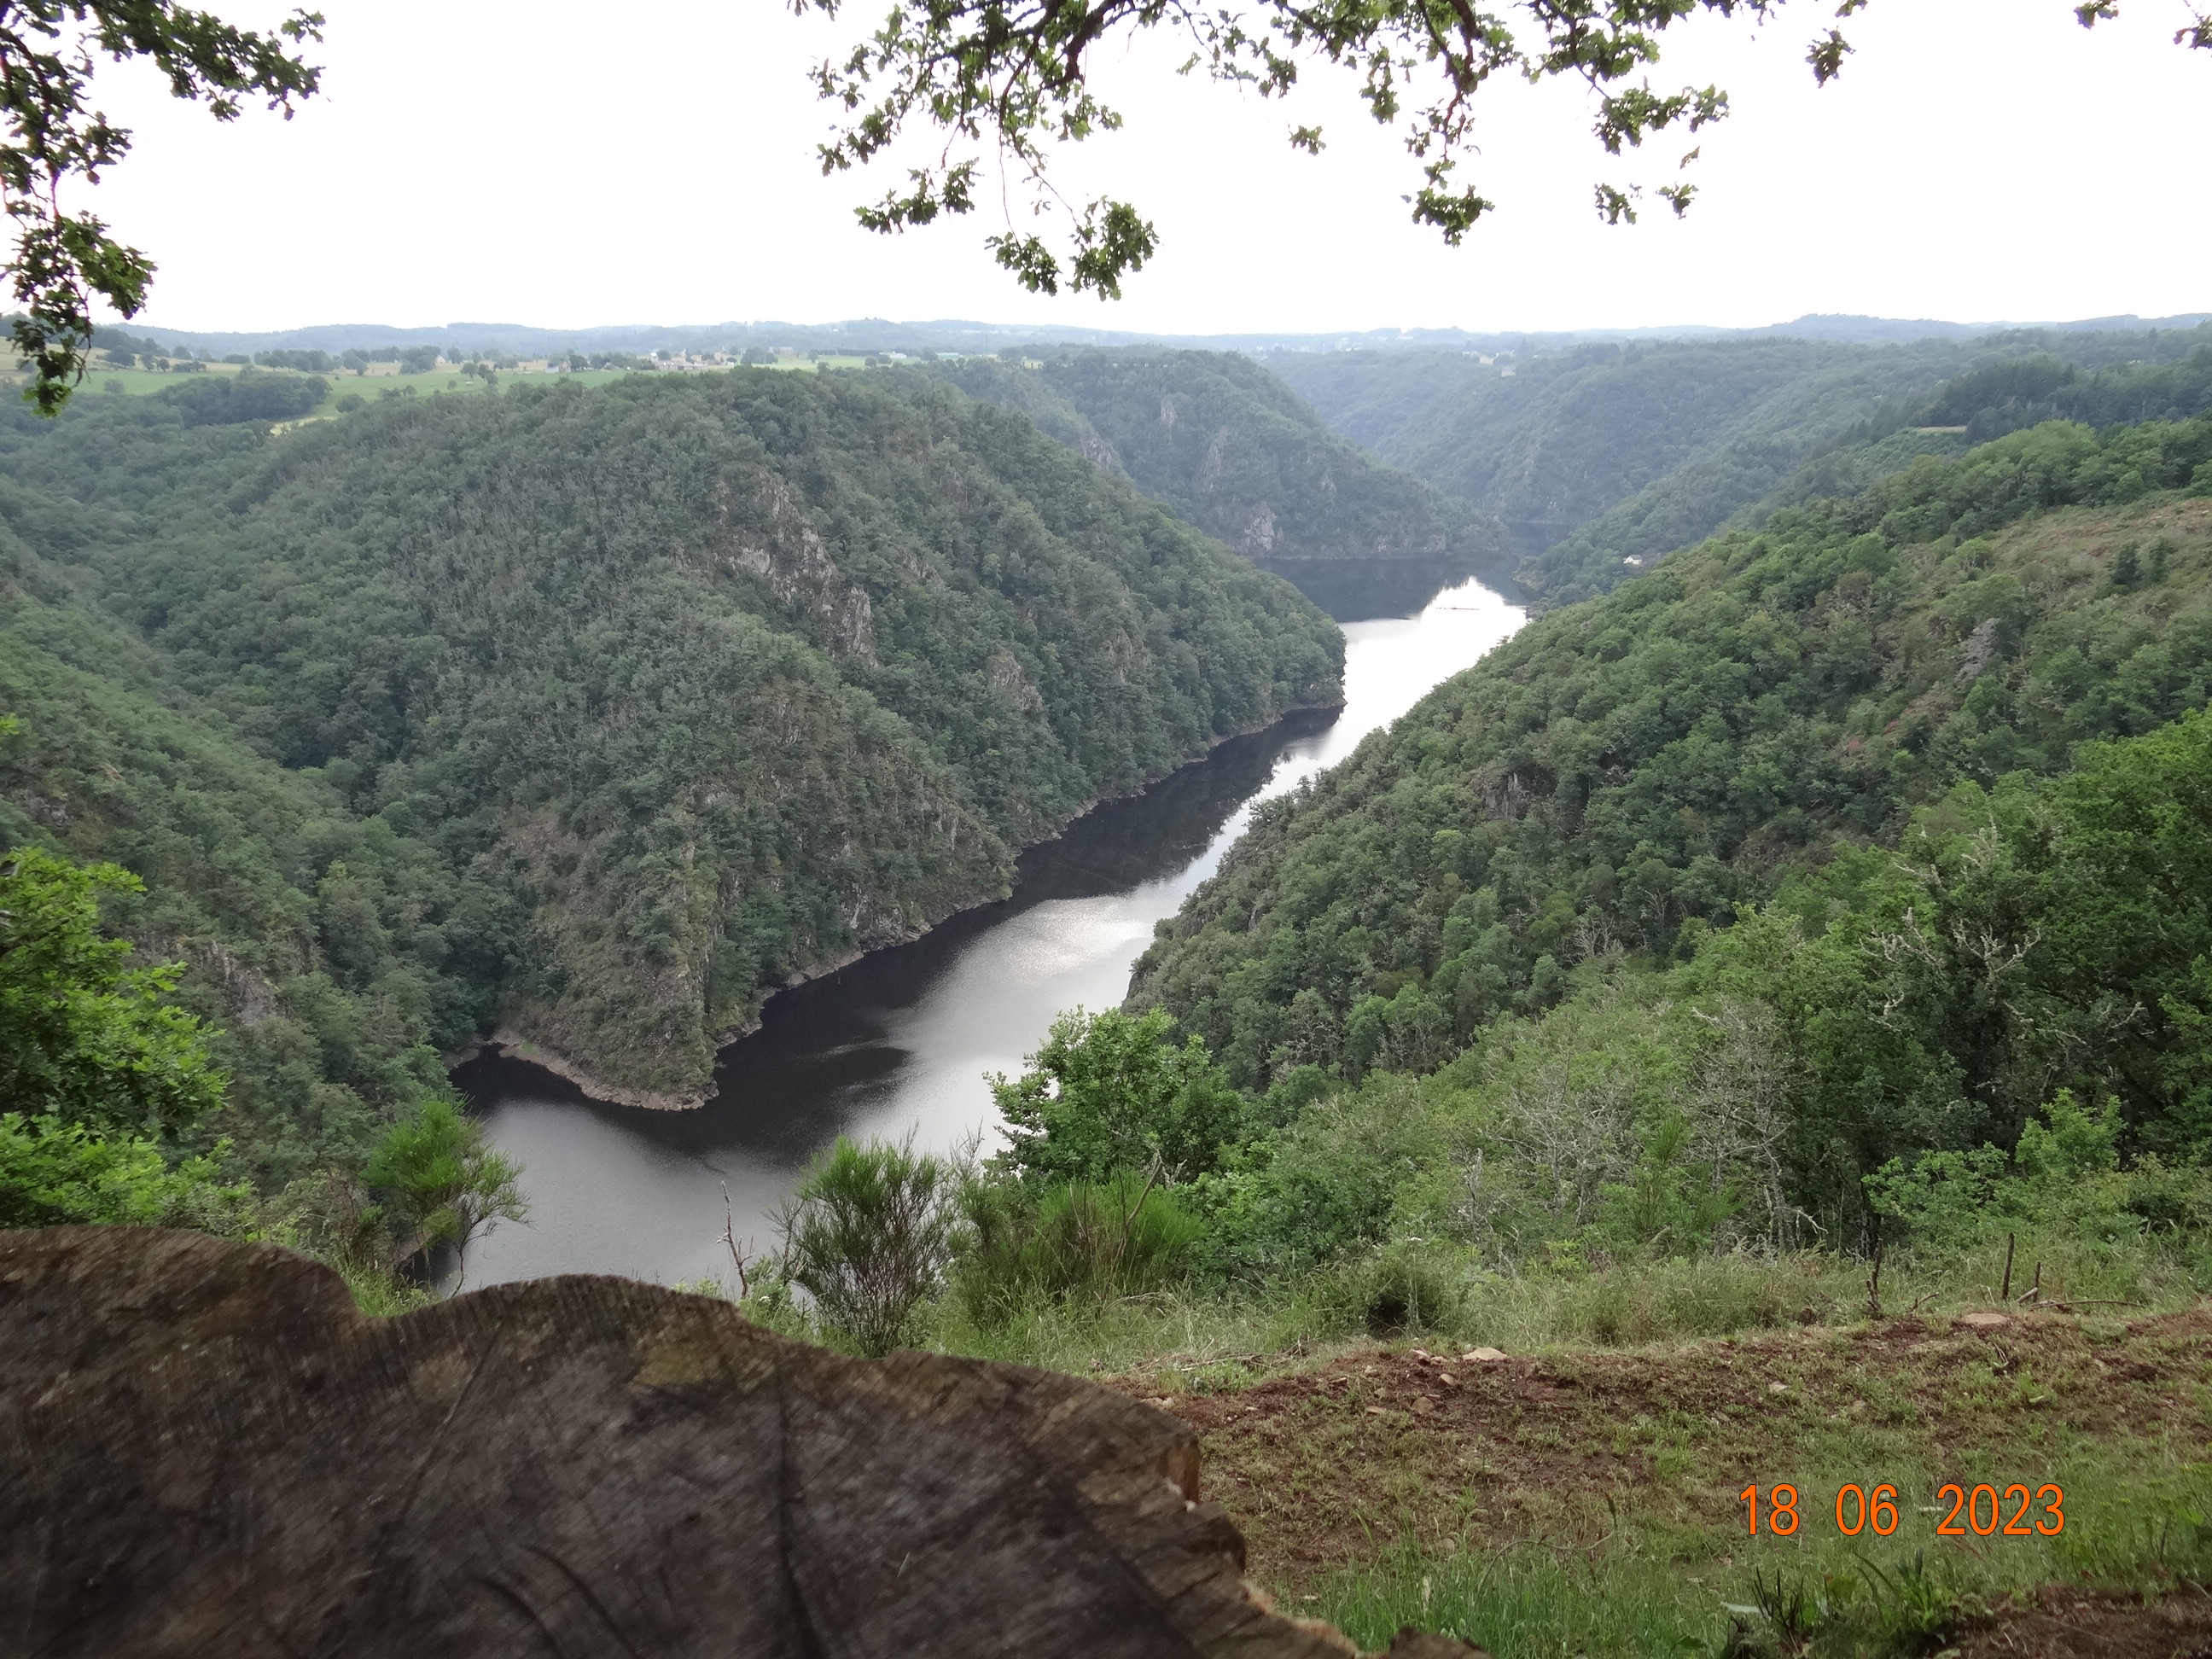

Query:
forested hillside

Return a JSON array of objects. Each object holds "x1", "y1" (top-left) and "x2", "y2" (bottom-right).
[
  {"x1": 1271, "y1": 338, "x2": 1896, "y2": 553},
  {"x1": 1271, "y1": 323, "x2": 2212, "y2": 607},
  {"x1": 923, "y1": 351, "x2": 1508, "y2": 583},
  {"x1": 1526, "y1": 335, "x2": 2212, "y2": 607},
  {"x1": 0, "y1": 370, "x2": 1339, "y2": 1176},
  {"x1": 1130, "y1": 412, "x2": 2212, "y2": 1233},
  {"x1": 1738, "y1": 341, "x2": 2212, "y2": 521}
]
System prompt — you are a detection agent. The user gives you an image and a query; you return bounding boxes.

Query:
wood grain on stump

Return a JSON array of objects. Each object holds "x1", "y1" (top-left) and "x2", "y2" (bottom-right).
[{"x1": 0, "y1": 1228, "x2": 1482, "y2": 1657}]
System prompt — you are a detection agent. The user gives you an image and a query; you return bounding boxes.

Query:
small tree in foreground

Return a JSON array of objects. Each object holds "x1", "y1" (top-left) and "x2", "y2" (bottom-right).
[
  {"x1": 777, "y1": 1135, "x2": 956, "y2": 1357},
  {"x1": 952, "y1": 1166, "x2": 1202, "y2": 1327},
  {"x1": 991, "y1": 1006, "x2": 1244, "y2": 1185},
  {"x1": 364, "y1": 1099, "x2": 527, "y2": 1290}
]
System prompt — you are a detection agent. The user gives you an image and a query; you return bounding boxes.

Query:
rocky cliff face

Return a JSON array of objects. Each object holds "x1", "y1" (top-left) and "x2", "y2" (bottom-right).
[{"x1": 715, "y1": 468, "x2": 880, "y2": 661}]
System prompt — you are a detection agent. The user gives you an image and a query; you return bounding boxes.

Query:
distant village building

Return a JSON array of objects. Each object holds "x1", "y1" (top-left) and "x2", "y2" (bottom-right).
[{"x1": 643, "y1": 351, "x2": 731, "y2": 371}]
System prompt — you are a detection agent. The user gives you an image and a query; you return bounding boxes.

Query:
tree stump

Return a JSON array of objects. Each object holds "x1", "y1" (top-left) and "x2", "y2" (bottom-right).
[{"x1": 0, "y1": 1228, "x2": 1480, "y2": 1657}]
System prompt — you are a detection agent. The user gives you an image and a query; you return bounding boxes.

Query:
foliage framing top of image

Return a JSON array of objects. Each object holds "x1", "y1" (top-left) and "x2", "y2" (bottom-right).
[
  {"x1": 1, "y1": 0, "x2": 322, "y2": 414},
  {"x1": 799, "y1": 0, "x2": 2209, "y2": 299}
]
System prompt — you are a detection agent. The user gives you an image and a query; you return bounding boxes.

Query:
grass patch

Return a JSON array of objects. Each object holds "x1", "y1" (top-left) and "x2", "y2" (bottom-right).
[
  {"x1": 1315, "y1": 1542, "x2": 1729, "y2": 1658},
  {"x1": 1308, "y1": 1453, "x2": 2212, "y2": 1658},
  {"x1": 331, "y1": 1256, "x2": 435, "y2": 1316},
  {"x1": 921, "y1": 1238, "x2": 2208, "y2": 1382}
]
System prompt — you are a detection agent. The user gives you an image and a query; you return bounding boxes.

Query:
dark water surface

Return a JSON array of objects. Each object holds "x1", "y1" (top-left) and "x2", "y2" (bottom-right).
[{"x1": 461, "y1": 565, "x2": 1523, "y2": 1287}]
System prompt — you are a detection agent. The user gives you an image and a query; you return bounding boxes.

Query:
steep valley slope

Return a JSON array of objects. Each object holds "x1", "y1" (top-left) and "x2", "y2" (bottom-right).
[
  {"x1": 921, "y1": 351, "x2": 1511, "y2": 591},
  {"x1": 1270, "y1": 323, "x2": 2212, "y2": 607},
  {"x1": 0, "y1": 370, "x2": 1340, "y2": 1178}
]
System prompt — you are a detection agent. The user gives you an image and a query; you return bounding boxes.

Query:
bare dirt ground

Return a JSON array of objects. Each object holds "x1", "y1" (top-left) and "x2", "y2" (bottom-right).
[{"x1": 1958, "y1": 1586, "x2": 2212, "y2": 1658}]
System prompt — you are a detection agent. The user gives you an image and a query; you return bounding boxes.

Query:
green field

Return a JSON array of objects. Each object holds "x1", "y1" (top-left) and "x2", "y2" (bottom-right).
[
  {"x1": 0, "y1": 361, "x2": 762, "y2": 424},
  {"x1": 4, "y1": 361, "x2": 497, "y2": 421}
]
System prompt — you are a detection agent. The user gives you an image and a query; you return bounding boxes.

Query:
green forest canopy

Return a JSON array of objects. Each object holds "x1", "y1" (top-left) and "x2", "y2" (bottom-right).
[{"x1": 10, "y1": 335, "x2": 2212, "y2": 1314}]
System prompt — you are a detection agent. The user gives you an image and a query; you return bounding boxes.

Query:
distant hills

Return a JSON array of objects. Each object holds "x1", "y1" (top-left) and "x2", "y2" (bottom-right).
[
  {"x1": 1270, "y1": 320, "x2": 2212, "y2": 605},
  {"x1": 92, "y1": 309, "x2": 2212, "y2": 626},
  {"x1": 121, "y1": 311, "x2": 2212, "y2": 362}
]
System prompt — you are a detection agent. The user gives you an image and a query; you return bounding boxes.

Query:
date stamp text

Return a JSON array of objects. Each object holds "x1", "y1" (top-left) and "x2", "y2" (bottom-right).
[{"x1": 1738, "y1": 1483, "x2": 2064, "y2": 1538}]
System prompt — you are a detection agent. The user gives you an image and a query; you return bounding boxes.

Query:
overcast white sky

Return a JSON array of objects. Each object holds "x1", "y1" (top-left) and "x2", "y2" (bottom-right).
[{"x1": 84, "y1": 0, "x2": 2211, "y2": 338}]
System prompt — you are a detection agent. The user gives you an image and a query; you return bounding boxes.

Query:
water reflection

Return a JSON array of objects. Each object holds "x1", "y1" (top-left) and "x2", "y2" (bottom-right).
[
  {"x1": 461, "y1": 562, "x2": 1522, "y2": 1287},
  {"x1": 1252, "y1": 556, "x2": 1512, "y2": 620}
]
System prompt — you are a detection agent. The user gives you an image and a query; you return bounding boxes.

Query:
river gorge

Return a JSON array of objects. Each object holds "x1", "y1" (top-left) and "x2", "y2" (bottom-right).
[{"x1": 459, "y1": 565, "x2": 1525, "y2": 1289}]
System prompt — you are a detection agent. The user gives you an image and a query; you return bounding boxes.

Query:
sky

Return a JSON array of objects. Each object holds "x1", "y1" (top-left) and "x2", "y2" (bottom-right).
[{"x1": 81, "y1": 0, "x2": 2212, "y2": 339}]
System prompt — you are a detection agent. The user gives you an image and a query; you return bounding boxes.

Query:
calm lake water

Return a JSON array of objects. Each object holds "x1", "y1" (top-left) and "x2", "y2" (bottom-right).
[{"x1": 459, "y1": 565, "x2": 1523, "y2": 1288}]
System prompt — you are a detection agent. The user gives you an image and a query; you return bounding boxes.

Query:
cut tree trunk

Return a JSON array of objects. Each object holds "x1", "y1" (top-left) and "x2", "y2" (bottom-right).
[{"x1": 0, "y1": 1227, "x2": 1480, "y2": 1658}]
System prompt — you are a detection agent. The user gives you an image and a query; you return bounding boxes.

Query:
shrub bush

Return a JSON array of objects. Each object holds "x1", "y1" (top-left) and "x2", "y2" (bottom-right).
[
  {"x1": 1292, "y1": 1242, "x2": 1470, "y2": 1338},
  {"x1": 777, "y1": 1136, "x2": 956, "y2": 1356},
  {"x1": 952, "y1": 1168, "x2": 1202, "y2": 1326},
  {"x1": 0, "y1": 1112, "x2": 250, "y2": 1231}
]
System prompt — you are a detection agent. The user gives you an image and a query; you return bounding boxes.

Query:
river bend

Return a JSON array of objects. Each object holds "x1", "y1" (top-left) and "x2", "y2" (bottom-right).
[{"x1": 461, "y1": 568, "x2": 1522, "y2": 1288}]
